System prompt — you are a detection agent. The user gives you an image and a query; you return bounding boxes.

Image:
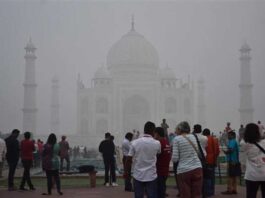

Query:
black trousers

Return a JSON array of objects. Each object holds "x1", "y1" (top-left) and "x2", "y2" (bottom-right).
[
  {"x1": 103, "y1": 156, "x2": 116, "y2": 183},
  {"x1": 246, "y1": 180, "x2": 265, "y2": 198},
  {"x1": 123, "y1": 156, "x2": 132, "y2": 191},
  {"x1": 7, "y1": 160, "x2": 18, "y2": 188},
  {"x1": 45, "y1": 170, "x2": 61, "y2": 194},
  {"x1": 60, "y1": 155, "x2": 70, "y2": 171},
  {"x1": 157, "y1": 176, "x2": 167, "y2": 198},
  {"x1": 20, "y1": 160, "x2": 34, "y2": 188}
]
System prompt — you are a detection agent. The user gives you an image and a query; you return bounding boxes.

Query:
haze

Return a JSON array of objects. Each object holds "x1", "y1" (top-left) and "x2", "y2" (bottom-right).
[{"x1": 0, "y1": 0, "x2": 265, "y2": 135}]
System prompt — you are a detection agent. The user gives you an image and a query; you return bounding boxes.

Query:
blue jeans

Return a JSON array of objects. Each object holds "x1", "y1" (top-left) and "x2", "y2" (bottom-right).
[
  {"x1": 203, "y1": 166, "x2": 215, "y2": 197},
  {"x1": 133, "y1": 178, "x2": 157, "y2": 198},
  {"x1": 157, "y1": 176, "x2": 167, "y2": 198}
]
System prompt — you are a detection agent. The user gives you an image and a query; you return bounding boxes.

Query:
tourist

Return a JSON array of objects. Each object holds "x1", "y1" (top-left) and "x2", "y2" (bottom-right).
[
  {"x1": 99, "y1": 132, "x2": 118, "y2": 187},
  {"x1": 0, "y1": 136, "x2": 6, "y2": 178},
  {"x1": 193, "y1": 124, "x2": 207, "y2": 155},
  {"x1": 224, "y1": 122, "x2": 233, "y2": 133},
  {"x1": 154, "y1": 127, "x2": 171, "y2": 198},
  {"x1": 122, "y1": 132, "x2": 133, "y2": 191},
  {"x1": 59, "y1": 135, "x2": 70, "y2": 171},
  {"x1": 125, "y1": 121, "x2": 161, "y2": 198},
  {"x1": 238, "y1": 124, "x2": 245, "y2": 142},
  {"x1": 172, "y1": 121, "x2": 203, "y2": 198},
  {"x1": 19, "y1": 132, "x2": 35, "y2": 190},
  {"x1": 221, "y1": 131, "x2": 240, "y2": 195},
  {"x1": 42, "y1": 133, "x2": 63, "y2": 195},
  {"x1": 202, "y1": 128, "x2": 220, "y2": 197},
  {"x1": 5, "y1": 129, "x2": 20, "y2": 191},
  {"x1": 240, "y1": 123, "x2": 265, "y2": 198},
  {"x1": 161, "y1": 119, "x2": 169, "y2": 141}
]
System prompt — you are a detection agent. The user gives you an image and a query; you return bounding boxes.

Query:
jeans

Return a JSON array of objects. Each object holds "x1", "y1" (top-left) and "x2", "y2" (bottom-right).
[
  {"x1": 45, "y1": 170, "x2": 61, "y2": 194},
  {"x1": 20, "y1": 160, "x2": 34, "y2": 188},
  {"x1": 246, "y1": 180, "x2": 265, "y2": 198},
  {"x1": 7, "y1": 160, "x2": 18, "y2": 188},
  {"x1": 157, "y1": 176, "x2": 167, "y2": 198},
  {"x1": 60, "y1": 155, "x2": 70, "y2": 171},
  {"x1": 203, "y1": 166, "x2": 215, "y2": 197},
  {"x1": 103, "y1": 156, "x2": 116, "y2": 183},
  {"x1": 133, "y1": 178, "x2": 158, "y2": 198}
]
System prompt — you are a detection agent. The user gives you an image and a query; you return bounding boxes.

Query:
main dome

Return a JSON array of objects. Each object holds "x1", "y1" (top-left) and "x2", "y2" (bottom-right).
[{"x1": 106, "y1": 27, "x2": 159, "y2": 71}]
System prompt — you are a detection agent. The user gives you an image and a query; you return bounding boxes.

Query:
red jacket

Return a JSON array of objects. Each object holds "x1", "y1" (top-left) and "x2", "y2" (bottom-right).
[
  {"x1": 20, "y1": 139, "x2": 35, "y2": 160},
  {"x1": 156, "y1": 138, "x2": 172, "y2": 176},
  {"x1": 205, "y1": 136, "x2": 220, "y2": 165}
]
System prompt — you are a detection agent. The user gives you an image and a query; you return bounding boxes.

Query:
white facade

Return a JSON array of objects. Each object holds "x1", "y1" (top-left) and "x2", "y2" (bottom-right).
[
  {"x1": 77, "y1": 25, "x2": 194, "y2": 148},
  {"x1": 239, "y1": 43, "x2": 254, "y2": 125},
  {"x1": 22, "y1": 39, "x2": 38, "y2": 134}
]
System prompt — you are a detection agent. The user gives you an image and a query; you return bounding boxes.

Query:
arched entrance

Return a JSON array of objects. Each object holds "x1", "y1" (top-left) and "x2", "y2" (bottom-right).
[{"x1": 123, "y1": 95, "x2": 150, "y2": 133}]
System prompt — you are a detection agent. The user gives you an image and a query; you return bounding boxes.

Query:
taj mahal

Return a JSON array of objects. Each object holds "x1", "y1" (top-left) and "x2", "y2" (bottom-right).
[
  {"x1": 75, "y1": 21, "x2": 199, "y2": 147},
  {"x1": 22, "y1": 19, "x2": 254, "y2": 148}
]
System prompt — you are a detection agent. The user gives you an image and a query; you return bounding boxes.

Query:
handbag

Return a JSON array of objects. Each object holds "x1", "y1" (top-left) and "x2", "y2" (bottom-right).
[{"x1": 183, "y1": 135, "x2": 211, "y2": 178}]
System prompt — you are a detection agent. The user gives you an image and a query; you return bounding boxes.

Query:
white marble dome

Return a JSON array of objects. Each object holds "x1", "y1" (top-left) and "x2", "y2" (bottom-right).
[
  {"x1": 107, "y1": 28, "x2": 159, "y2": 71},
  {"x1": 94, "y1": 66, "x2": 110, "y2": 79}
]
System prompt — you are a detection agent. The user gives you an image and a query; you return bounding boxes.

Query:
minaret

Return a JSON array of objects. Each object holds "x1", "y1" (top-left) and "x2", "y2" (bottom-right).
[
  {"x1": 22, "y1": 38, "x2": 38, "y2": 134},
  {"x1": 50, "y1": 76, "x2": 60, "y2": 134},
  {"x1": 239, "y1": 43, "x2": 254, "y2": 125},
  {"x1": 197, "y1": 77, "x2": 206, "y2": 128}
]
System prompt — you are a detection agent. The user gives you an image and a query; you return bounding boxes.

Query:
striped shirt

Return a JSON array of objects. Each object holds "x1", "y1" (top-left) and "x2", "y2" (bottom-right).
[{"x1": 172, "y1": 134, "x2": 202, "y2": 174}]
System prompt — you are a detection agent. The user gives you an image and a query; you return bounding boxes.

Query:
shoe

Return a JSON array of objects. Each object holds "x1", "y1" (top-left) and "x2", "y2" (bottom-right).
[
  {"x1": 42, "y1": 193, "x2": 51, "y2": 195},
  {"x1": 105, "y1": 182, "x2": 110, "y2": 187},
  {"x1": 221, "y1": 191, "x2": 233, "y2": 195},
  {"x1": 19, "y1": 187, "x2": 28, "y2": 191},
  {"x1": 112, "y1": 182, "x2": 118, "y2": 187},
  {"x1": 58, "y1": 191, "x2": 63, "y2": 195},
  {"x1": 231, "y1": 191, "x2": 237, "y2": 194},
  {"x1": 30, "y1": 186, "x2": 36, "y2": 191}
]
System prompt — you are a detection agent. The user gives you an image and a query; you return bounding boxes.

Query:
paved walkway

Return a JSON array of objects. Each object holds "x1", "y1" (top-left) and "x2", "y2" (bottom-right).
[{"x1": 0, "y1": 184, "x2": 249, "y2": 198}]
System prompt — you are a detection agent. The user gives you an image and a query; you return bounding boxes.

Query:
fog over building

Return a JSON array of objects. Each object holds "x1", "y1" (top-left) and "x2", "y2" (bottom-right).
[
  {"x1": 22, "y1": 39, "x2": 38, "y2": 134},
  {"x1": 239, "y1": 43, "x2": 254, "y2": 126},
  {"x1": 76, "y1": 21, "x2": 195, "y2": 147},
  {"x1": 50, "y1": 75, "x2": 60, "y2": 134}
]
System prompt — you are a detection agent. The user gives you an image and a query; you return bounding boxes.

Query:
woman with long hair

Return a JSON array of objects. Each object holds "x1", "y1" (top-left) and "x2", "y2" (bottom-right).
[
  {"x1": 42, "y1": 133, "x2": 63, "y2": 195},
  {"x1": 240, "y1": 123, "x2": 265, "y2": 198}
]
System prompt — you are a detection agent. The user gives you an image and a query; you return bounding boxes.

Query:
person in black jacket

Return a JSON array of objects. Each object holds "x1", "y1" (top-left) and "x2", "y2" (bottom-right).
[
  {"x1": 99, "y1": 132, "x2": 118, "y2": 187},
  {"x1": 5, "y1": 129, "x2": 20, "y2": 191}
]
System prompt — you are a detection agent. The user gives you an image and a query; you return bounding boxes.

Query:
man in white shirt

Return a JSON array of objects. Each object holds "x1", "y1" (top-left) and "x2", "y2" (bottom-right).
[
  {"x1": 193, "y1": 124, "x2": 208, "y2": 155},
  {"x1": 125, "y1": 121, "x2": 161, "y2": 198},
  {"x1": 0, "y1": 137, "x2": 7, "y2": 177}
]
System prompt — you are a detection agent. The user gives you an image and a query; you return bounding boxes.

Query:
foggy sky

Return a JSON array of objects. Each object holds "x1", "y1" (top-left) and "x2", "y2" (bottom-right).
[{"x1": 0, "y1": 0, "x2": 265, "y2": 135}]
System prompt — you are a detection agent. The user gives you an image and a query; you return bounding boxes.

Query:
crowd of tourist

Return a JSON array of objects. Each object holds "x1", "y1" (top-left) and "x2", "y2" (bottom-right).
[{"x1": 0, "y1": 119, "x2": 265, "y2": 198}]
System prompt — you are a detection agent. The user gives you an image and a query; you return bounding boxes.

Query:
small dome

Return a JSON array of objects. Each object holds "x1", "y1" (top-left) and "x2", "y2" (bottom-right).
[
  {"x1": 160, "y1": 66, "x2": 176, "y2": 79},
  {"x1": 94, "y1": 66, "x2": 110, "y2": 79},
  {"x1": 240, "y1": 43, "x2": 251, "y2": 52},
  {"x1": 25, "y1": 38, "x2": 36, "y2": 51},
  {"x1": 107, "y1": 28, "x2": 159, "y2": 71}
]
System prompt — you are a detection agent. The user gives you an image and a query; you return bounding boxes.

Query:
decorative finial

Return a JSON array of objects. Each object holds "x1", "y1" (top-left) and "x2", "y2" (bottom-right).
[{"x1": 131, "y1": 14, "x2": 135, "y2": 31}]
